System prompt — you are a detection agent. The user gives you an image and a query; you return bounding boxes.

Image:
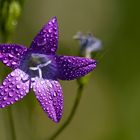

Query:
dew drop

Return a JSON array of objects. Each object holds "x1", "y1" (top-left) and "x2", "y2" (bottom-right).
[
  {"x1": 12, "y1": 61, "x2": 17, "y2": 65},
  {"x1": 37, "y1": 36, "x2": 46, "y2": 46},
  {"x1": 25, "y1": 89, "x2": 28, "y2": 93},
  {"x1": 16, "y1": 85, "x2": 20, "y2": 89},
  {"x1": 6, "y1": 102, "x2": 10, "y2": 105},
  {"x1": 36, "y1": 95, "x2": 39, "y2": 99},
  {"x1": 46, "y1": 34, "x2": 49, "y2": 37},
  {"x1": 49, "y1": 96, "x2": 52, "y2": 100},
  {"x1": 48, "y1": 21, "x2": 52, "y2": 25},
  {"x1": 48, "y1": 83, "x2": 52, "y2": 88},
  {"x1": 11, "y1": 72, "x2": 15, "y2": 77},
  {"x1": 41, "y1": 80, "x2": 45, "y2": 85},
  {"x1": 18, "y1": 94, "x2": 21, "y2": 98},
  {"x1": 3, "y1": 81, "x2": 6, "y2": 86},
  {"x1": 1, "y1": 104, "x2": 5, "y2": 108},
  {"x1": 0, "y1": 92, "x2": 4, "y2": 96},
  {"x1": 8, "y1": 54, "x2": 13, "y2": 58},
  {"x1": 53, "y1": 92, "x2": 57, "y2": 97},
  {"x1": 46, "y1": 107, "x2": 49, "y2": 111},
  {"x1": 3, "y1": 59, "x2": 8, "y2": 64},
  {"x1": 52, "y1": 18, "x2": 56, "y2": 23},
  {"x1": 15, "y1": 97, "x2": 18, "y2": 101},
  {"x1": 9, "y1": 92, "x2": 14, "y2": 97},
  {"x1": 4, "y1": 88, "x2": 8, "y2": 92},
  {"x1": 20, "y1": 91, "x2": 24, "y2": 96},
  {"x1": 38, "y1": 89, "x2": 41, "y2": 93},
  {"x1": 51, "y1": 48, "x2": 55, "y2": 52},
  {"x1": 48, "y1": 28, "x2": 52, "y2": 33},
  {"x1": 11, "y1": 101, "x2": 14, "y2": 104},
  {"x1": 48, "y1": 100, "x2": 51, "y2": 104},
  {"x1": 3, "y1": 96, "x2": 7, "y2": 101}
]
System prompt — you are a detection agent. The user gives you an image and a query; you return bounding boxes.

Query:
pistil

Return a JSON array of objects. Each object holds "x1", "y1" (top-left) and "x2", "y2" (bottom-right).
[{"x1": 29, "y1": 60, "x2": 52, "y2": 78}]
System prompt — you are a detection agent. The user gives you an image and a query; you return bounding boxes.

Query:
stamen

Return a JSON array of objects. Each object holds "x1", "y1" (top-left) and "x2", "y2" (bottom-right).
[
  {"x1": 39, "y1": 60, "x2": 52, "y2": 68},
  {"x1": 29, "y1": 66, "x2": 42, "y2": 78},
  {"x1": 29, "y1": 67, "x2": 39, "y2": 70},
  {"x1": 29, "y1": 60, "x2": 52, "y2": 79},
  {"x1": 38, "y1": 68, "x2": 42, "y2": 78}
]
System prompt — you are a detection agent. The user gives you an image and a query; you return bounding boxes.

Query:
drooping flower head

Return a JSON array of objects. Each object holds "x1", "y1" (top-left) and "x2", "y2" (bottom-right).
[
  {"x1": 0, "y1": 17, "x2": 96, "y2": 122},
  {"x1": 73, "y1": 32, "x2": 102, "y2": 58}
]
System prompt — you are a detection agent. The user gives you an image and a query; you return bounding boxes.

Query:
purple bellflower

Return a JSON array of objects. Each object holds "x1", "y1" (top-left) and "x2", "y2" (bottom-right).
[{"x1": 0, "y1": 17, "x2": 96, "y2": 122}]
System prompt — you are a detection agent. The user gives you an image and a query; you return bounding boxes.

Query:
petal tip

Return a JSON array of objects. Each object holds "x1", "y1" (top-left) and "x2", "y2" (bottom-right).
[
  {"x1": 89, "y1": 59, "x2": 97, "y2": 70},
  {"x1": 49, "y1": 16, "x2": 57, "y2": 24},
  {"x1": 47, "y1": 111, "x2": 62, "y2": 123},
  {"x1": 53, "y1": 117, "x2": 61, "y2": 123},
  {"x1": 92, "y1": 59, "x2": 97, "y2": 66}
]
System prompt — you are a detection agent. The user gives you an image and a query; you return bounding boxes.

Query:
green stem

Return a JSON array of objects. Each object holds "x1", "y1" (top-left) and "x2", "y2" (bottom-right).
[
  {"x1": 8, "y1": 107, "x2": 16, "y2": 140},
  {"x1": 48, "y1": 84, "x2": 84, "y2": 140}
]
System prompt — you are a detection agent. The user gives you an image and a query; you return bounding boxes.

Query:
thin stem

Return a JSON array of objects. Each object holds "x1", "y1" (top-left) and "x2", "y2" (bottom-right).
[
  {"x1": 48, "y1": 84, "x2": 84, "y2": 140},
  {"x1": 8, "y1": 107, "x2": 16, "y2": 140}
]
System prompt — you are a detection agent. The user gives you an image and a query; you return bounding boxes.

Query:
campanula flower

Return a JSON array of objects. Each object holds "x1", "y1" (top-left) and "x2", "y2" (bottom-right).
[
  {"x1": 0, "y1": 17, "x2": 96, "y2": 122},
  {"x1": 73, "y1": 32, "x2": 102, "y2": 58}
]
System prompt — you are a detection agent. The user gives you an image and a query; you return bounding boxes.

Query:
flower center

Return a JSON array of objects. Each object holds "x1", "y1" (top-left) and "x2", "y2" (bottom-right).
[
  {"x1": 28, "y1": 53, "x2": 52, "y2": 78},
  {"x1": 20, "y1": 53, "x2": 57, "y2": 83}
]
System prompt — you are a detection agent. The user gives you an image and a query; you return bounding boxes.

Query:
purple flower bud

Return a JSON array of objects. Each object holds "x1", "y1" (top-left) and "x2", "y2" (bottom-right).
[{"x1": 74, "y1": 32, "x2": 102, "y2": 58}]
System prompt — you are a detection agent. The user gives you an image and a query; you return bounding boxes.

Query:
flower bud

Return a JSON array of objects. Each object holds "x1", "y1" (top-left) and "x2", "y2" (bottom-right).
[
  {"x1": 74, "y1": 32, "x2": 102, "y2": 58},
  {"x1": 6, "y1": 1, "x2": 21, "y2": 33}
]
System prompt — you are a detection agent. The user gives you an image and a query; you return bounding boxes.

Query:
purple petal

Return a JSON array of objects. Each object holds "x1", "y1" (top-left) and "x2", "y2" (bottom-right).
[
  {"x1": 56, "y1": 55, "x2": 97, "y2": 80},
  {"x1": 32, "y1": 78, "x2": 63, "y2": 123},
  {"x1": 0, "y1": 69, "x2": 30, "y2": 108},
  {"x1": 30, "y1": 17, "x2": 58, "y2": 55},
  {"x1": 0, "y1": 44, "x2": 27, "y2": 69}
]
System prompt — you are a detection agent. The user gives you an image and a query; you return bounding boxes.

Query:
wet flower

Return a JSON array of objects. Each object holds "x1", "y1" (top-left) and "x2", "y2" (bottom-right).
[
  {"x1": 0, "y1": 17, "x2": 96, "y2": 122},
  {"x1": 73, "y1": 32, "x2": 102, "y2": 58}
]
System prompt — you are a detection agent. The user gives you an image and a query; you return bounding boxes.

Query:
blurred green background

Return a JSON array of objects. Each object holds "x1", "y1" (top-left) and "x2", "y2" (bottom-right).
[{"x1": 0, "y1": 0, "x2": 140, "y2": 140}]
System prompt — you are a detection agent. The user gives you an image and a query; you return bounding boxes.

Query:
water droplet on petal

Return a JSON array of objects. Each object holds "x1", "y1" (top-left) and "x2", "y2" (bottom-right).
[
  {"x1": 4, "y1": 88, "x2": 8, "y2": 92},
  {"x1": 3, "y1": 96, "x2": 7, "y2": 100},
  {"x1": 3, "y1": 59, "x2": 8, "y2": 64},
  {"x1": 48, "y1": 28, "x2": 52, "y2": 33},
  {"x1": 0, "y1": 92, "x2": 4, "y2": 96},
  {"x1": 20, "y1": 91, "x2": 24, "y2": 96},
  {"x1": 6, "y1": 102, "x2": 10, "y2": 105},
  {"x1": 46, "y1": 107, "x2": 49, "y2": 111},
  {"x1": 11, "y1": 101, "x2": 14, "y2": 104},
  {"x1": 8, "y1": 54, "x2": 14, "y2": 58},
  {"x1": 1, "y1": 104, "x2": 5, "y2": 108},
  {"x1": 9, "y1": 92, "x2": 14, "y2": 97},
  {"x1": 25, "y1": 89, "x2": 28, "y2": 93},
  {"x1": 11, "y1": 72, "x2": 15, "y2": 77},
  {"x1": 49, "y1": 96, "x2": 52, "y2": 100},
  {"x1": 51, "y1": 48, "x2": 55, "y2": 52},
  {"x1": 18, "y1": 95, "x2": 21, "y2": 98},
  {"x1": 15, "y1": 97, "x2": 18, "y2": 101},
  {"x1": 37, "y1": 36, "x2": 46, "y2": 46},
  {"x1": 12, "y1": 61, "x2": 17, "y2": 65},
  {"x1": 16, "y1": 85, "x2": 20, "y2": 89},
  {"x1": 52, "y1": 18, "x2": 56, "y2": 23},
  {"x1": 3, "y1": 81, "x2": 6, "y2": 86},
  {"x1": 53, "y1": 92, "x2": 57, "y2": 97},
  {"x1": 41, "y1": 80, "x2": 45, "y2": 85}
]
